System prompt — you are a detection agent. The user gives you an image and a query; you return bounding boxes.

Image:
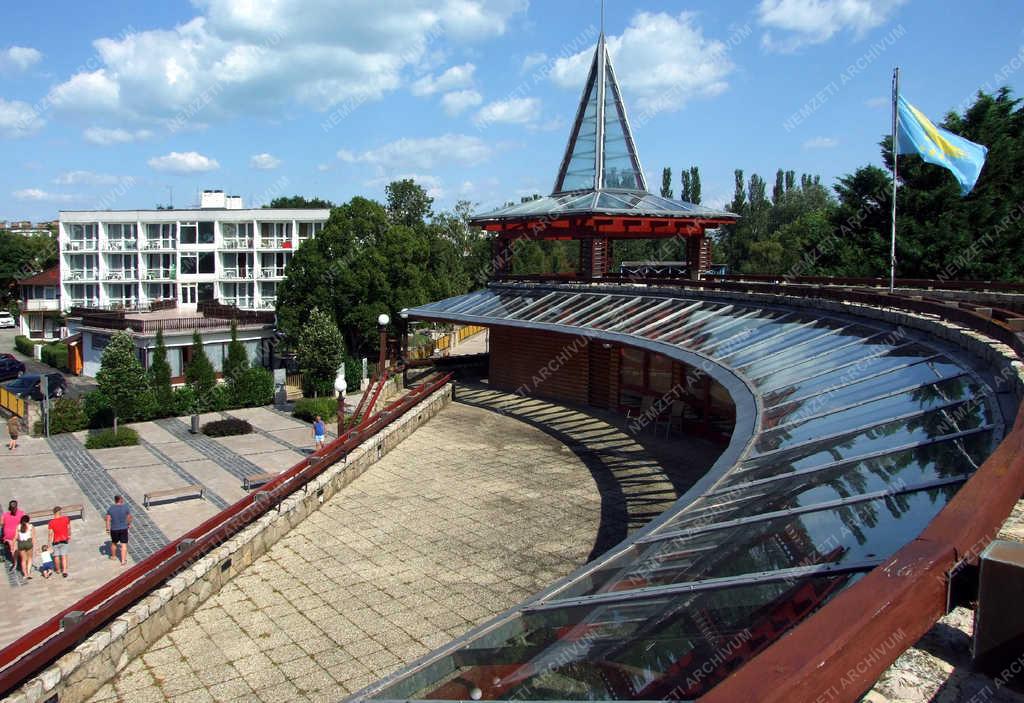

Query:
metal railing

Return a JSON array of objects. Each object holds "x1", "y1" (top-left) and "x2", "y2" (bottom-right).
[
  {"x1": 260, "y1": 266, "x2": 286, "y2": 278},
  {"x1": 143, "y1": 269, "x2": 175, "y2": 280},
  {"x1": 103, "y1": 271, "x2": 138, "y2": 281},
  {"x1": 65, "y1": 270, "x2": 98, "y2": 281},
  {"x1": 65, "y1": 240, "x2": 98, "y2": 252},
  {"x1": 221, "y1": 268, "x2": 255, "y2": 279},
  {"x1": 258, "y1": 237, "x2": 290, "y2": 249},
  {"x1": 103, "y1": 239, "x2": 137, "y2": 251},
  {"x1": 221, "y1": 238, "x2": 253, "y2": 249},
  {"x1": 0, "y1": 372, "x2": 452, "y2": 698},
  {"x1": 142, "y1": 239, "x2": 176, "y2": 251}
]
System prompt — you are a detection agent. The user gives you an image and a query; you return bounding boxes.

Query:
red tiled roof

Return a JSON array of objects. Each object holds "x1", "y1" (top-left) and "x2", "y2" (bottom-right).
[{"x1": 17, "y1": 266, "x2": 60, "y2": 286}]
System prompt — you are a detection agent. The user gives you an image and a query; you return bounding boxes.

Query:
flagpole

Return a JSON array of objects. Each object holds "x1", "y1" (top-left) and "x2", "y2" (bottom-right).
[{"x1": 890, "y1": 67, "x2": 899, "y2": 293}]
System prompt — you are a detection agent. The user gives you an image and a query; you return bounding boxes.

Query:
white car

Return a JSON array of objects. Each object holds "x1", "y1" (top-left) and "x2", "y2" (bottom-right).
[{"x1": 0, "y1": 312, "x2": 14, "y2": 329}]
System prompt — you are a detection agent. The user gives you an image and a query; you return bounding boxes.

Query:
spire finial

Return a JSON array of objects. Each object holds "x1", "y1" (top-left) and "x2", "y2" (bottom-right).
[{"x1": 600, "y1": 0, "x2": 605, "y2": 35}]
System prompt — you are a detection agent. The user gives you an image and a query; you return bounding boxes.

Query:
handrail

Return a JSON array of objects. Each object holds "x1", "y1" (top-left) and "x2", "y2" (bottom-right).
[{"x1": 0, "y1": 372, "x2": 452, "y2": 698}]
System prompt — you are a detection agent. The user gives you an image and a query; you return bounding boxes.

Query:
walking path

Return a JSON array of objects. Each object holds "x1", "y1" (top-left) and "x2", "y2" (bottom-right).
[{"x1": 87, "y1": 388, "x2": 718, "y2": 702}]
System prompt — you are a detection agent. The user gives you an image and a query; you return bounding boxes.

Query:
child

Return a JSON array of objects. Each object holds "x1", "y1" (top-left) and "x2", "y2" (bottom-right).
[{"x1": 38, "y1": 545, "x2": 55, "y2": 579}]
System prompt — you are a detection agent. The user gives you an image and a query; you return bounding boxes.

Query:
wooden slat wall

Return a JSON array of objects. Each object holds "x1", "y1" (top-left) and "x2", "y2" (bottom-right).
[{"x1": 489, "y1": 327, "x2": 592, "y2": 406}]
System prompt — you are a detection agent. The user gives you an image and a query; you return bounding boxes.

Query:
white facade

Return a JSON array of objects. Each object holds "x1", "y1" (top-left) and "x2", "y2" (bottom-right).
[{"x1": 58, "y1": 205, "x2": 329, "y2": 312}]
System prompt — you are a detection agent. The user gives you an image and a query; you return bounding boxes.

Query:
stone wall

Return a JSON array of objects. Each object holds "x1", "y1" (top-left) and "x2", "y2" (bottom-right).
[{"x1": 2, "y1": 384, "x2": 453, "y2": 703}]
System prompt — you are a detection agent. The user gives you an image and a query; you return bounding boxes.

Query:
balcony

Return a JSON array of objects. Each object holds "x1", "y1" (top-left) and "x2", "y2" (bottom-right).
[
  {"x1": 260, "y1": 266, "x2": 287, "y2": 279},
  {"x1": 104, "y1": 239, "x2": 138, "y2": 251},
  {"x1": 222, "y1": 237, "x2": 254, "y2": 249},
  {"x1": 258, "y1": 237, "x2": 291, "y2": 249},
  {"x1": 21, "y1": 299, "x2": 60, "y2": 312},
  {"x1": 143, "y1": 239, "x2": 176, "y2": 251},
  {"x1": 145, "y1": 269, "x2": 176, "y2": 281},
  {"x1": 222, "y1": 267, "x2": 255, "y2": 280},
  {"x1": 259, "y1": 298, "x2": 277, "y2": 310},
  {"x1": 66, "y1": 239, "x2": 98, "y2": 252},
  {"x1": 68, "y1": 298, "x2": 100, "y2": 309},
  {"x1": 104, "y1": 270, "x2": 139, "y2": 281},
  {"x1": 66, "y1": 270, "x2": 98, "y2": 282},
  {"x1": 221, "y1": 297, "x2": 255, "y2": 309}
]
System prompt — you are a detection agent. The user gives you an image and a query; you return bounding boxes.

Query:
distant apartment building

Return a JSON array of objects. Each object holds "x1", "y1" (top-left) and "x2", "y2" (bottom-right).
[
  {"x1": 58, "y1": 190, "x2": 329, "y2": 312},
  {"x1": 16, "y1": 266, "x2": 62, "y2": 340}
]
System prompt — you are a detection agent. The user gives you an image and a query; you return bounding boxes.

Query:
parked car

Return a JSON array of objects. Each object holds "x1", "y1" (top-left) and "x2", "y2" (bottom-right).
[
  {"x1": 0, "y1": 312, "x2": 14, "y2": 329},
  {"x1": 0, "y1": 357, "x2": 25, "y2": 381},
  {"x1": 4, "y1": 373, "x2": 66, "y2": 400}
]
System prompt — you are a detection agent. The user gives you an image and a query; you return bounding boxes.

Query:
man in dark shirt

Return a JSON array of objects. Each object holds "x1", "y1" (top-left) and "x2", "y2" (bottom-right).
[{"x1": 105, "y1": 496, "x2": 132, "y2": 565}]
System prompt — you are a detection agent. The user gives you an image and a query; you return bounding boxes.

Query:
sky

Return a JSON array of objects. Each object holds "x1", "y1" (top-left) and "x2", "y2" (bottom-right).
[{"x1": 1, "y1": 0, "x2": 1023, "y2": 221}]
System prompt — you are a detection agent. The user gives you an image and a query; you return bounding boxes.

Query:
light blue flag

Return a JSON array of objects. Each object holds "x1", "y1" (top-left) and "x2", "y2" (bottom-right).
[{"x1": 896, "y1": 94, "x2": 988, "y2": 195}]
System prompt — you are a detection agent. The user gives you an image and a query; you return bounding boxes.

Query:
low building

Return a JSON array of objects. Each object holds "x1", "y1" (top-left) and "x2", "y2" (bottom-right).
[
  {"x1": 16, "y1": 266, "x2": 62, "y2": 340},
  {"x1": 65, "y1": 301, "x2": 279, "y2": 379}
]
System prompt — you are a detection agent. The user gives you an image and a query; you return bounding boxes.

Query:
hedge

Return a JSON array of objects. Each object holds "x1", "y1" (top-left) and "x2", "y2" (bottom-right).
[
  {"x1": 32, "y1": 396, "x2": 88, "y2": 435},
  {"x1": 85, "y1": 427, "x2": 139, "y2": 449},
  {"x1": 14, "y1": 335, "x2": 35, "y2": 356},
  {"x1": 201, "y1": 418, "x2": 253, "y2": 437},
  {"x1": 292, "y1": 397, "x2": 338, "y2": 423},
  {"x1": 40, "y1": 343, "x2": 68, "y2": 372}
]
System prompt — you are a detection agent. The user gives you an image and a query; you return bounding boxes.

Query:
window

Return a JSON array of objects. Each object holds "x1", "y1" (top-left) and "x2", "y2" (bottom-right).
[
  {"x1": 107, "y1": 223, "x2": 136, "y2": 239},
  {"x1": 198, "y1": 221, "x2": 215, "y2": 244},
  {"x1": 180, "y1": 253, "x2": 197, "y2": 274},
  {"x1": 181, "y1": 284, "x2": 197, "y2": 304},
  {"x1": 198, "y1": 252, "x2": 215, "y2": 273},
  {"x1": 91, "y1": 334, "x2": 110, "y2": 351},
  {"x1": 198, "y1": 282, "x2": 215, "y2": 301},
  {"x1": 179, "y1": 222, "x2": 197, "y2": 244},
  {"x1": 298, "y1": 221, "x2": 323, "y2": 243},
  {"x1": 69, "y1": 223, "x2": 97, "y2": 239},
  {"x1": 146, "y1": 223, "x2": 174, "y2": 239},
  {"x1": 222, "y1": 222, "x2": 253, "y2": 239}
]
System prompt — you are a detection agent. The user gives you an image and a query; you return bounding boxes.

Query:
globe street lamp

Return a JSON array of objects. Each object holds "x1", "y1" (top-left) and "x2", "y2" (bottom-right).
[{"x1": 377, "y1": 313, "x2": 390, "y2": 379}]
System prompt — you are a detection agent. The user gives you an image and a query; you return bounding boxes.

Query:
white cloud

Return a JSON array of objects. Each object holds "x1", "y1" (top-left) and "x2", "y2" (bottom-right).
[
  {"x1": 83, "y1": 126, "x2": 154, "y2": 145},
  {"x1": 758, "y1": 0, "x2": 907, "y2": 51},
  {"x1": 521, "y1": 52, "x2": 547, "y2": 73},
  {"x1": 249, "y1": 152, "x2": 281, "y2": 170},
  {"x1": 44, "y1": 1, "x2": 527, "y2": 124},
  {"x1": 148, "y1": 151, "x2": 220, "y2": 173},
  {"x1": 338, "y1": 133, "x2": 491, "y2": 171},
  {"x1": 53, "y1": 171, "x2": 126, "y2": 186},
  {"x1": 0, "y1": 98, "x2": 43, "y2": 138},
  {"x1": 441, "y1": 89, "x2": 483, "y2": 115},
  {"x1": 0, "y1": 46, "x2": 43, "y2": 72},
  {"x1": 803, "y1": 136, "x2": 839, "y2": 149},
  {"x1": 474, "y1": 97, "x2": 540, "y2": 126},
  {"x1": 12, "y1": 188, "x2": 75, "y2": 202},
  {"x1": 411, "y1": 63, "x2": 475, "y2": 96},
  {"x1": 551, "y1": 12, "x2": 735, "y2": 116},
  {"x1": 865, "y1": 96, "x2": 889, "y2": 109}
]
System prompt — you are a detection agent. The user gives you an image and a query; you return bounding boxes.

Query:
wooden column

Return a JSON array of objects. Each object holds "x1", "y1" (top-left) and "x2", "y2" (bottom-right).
[
  {"x1": 579, "y1": 238, "x2": 612, "y2": 279},
  {"x1": 492, "y1": 236, "x2": 514, "y2": 277}
]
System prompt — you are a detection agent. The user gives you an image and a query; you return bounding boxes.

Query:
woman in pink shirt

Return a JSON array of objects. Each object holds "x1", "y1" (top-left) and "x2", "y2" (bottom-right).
[{"x1": 2, "y1": 500, "x2": 25, "y2": 572}]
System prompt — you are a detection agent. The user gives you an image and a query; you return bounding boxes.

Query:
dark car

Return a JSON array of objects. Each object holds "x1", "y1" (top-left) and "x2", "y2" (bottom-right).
[
  {"x1": 0, "y1": 357, "x2": 26, "y2": 381},
  {"x1": 4, "y1": 373, "x2": 66, "y2": 400}
]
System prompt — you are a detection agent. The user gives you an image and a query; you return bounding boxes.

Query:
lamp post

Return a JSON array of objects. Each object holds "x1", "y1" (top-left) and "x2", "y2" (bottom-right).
[
  {"x1": 377, "y1": 313, "x2": 390, "y2": 378},
  {"x1": 333, "y1": 365, "x2": 347, "y2": 436}
]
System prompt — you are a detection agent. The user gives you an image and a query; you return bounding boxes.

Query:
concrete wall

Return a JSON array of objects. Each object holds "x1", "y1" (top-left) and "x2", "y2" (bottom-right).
[{"x1": 2, "y1": 384, "x2": 452, "y2": 703}]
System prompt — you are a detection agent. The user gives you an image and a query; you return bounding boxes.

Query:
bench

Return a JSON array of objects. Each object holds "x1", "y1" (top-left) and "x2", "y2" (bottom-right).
[
  {"x1": 143, "y1": 485, "x2": 205, "y2": 509},
  {"x1": 243, "y1": 472, "x2": 279, "y2": 490},
  {"x1": 28, "y1": 504, "x2": 85, "y2": 526}
]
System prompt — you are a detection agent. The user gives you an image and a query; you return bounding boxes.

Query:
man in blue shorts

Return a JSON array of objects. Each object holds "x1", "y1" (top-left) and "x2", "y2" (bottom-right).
[{"x1": 312, "y1": 415, "x2": 326, "y2": 451}]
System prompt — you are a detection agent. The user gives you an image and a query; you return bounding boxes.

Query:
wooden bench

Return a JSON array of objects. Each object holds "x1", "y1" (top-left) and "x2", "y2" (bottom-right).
[
  {"x1": 143, "y1": 485, "x2": 205, "y2": 509},
  {"x1": 243, "y1": 472, "x2": 279, "y2": 490},
  {"x1": 28, "y1": 504, "x2": 85, "y2": 525}
]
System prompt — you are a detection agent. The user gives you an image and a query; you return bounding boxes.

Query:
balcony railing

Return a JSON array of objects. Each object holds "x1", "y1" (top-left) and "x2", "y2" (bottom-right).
[
  {"x1": 221, "y1": 297, "x2": 255, "y2": 309},
  {"x1": 68, "y1": 298, "x2": 100, "y2": 309},
  {"x1": 260, "y1": 266, "x2": 287, "y2": 278},
  {"x1": 104, "y1": 270, "x2": 138, "y2": 281},
  {"x1": 143, "y1": 239, "x2": 176, "y2": 251},
  {"x1": 66, "y1": 270, "x2": 98, "y2": 281},
  {"x1": 222, "y1": 237, "x2": 254, "y2": 249},
  {"x1": 65, "y1": 240, "x2": 98, "y2": 252},
  {"x1": 258, "y1": 237, "x2": 291, "y2": 249},
  {"x1": 144, "y1": 269, "x2": 176, "y2": 280},
  {"x1": 104, "y1": 239, "x2": 138, "y2": 251},
  {"x1": 259, "y1": 298, "x2": 277, "y2": 309},
  {"x1": 222, "y1": 268, "x2": 255, "y2": 279},
  {"x1": 21, "y1": 299, "x2": 60, "y2": 312}
]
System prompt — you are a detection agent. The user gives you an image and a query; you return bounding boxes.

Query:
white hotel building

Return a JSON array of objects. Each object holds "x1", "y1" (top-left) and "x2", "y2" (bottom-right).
[{"x1": 58, "y1": 191, "x2": 329, "y2": 312}]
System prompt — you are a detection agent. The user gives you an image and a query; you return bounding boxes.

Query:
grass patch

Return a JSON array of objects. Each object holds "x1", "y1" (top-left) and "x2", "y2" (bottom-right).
[{"x1": 85, "y1": 427, "x2": 139, "y2": 449}]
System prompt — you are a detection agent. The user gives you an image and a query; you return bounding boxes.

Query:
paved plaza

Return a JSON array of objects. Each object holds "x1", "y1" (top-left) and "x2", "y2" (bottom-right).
[
  {"x1": 86, "y1": 388, "x2": 720, "y2": 702},
  {"x1": 0, "y1": 406, "x2": 320, "y2": 650}
]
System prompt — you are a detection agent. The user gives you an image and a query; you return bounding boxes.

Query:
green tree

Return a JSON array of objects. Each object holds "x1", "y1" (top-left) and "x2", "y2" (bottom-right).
[
  {"x1": 773, "y1": 169, "x2": 785, "y2": 205},
  {"x1": 681, "y1": 169, "x2": 691, "y2": 202},
  {"x1": 148, "y1": 328, "x2": 174, "y2": 412},
  {"x1": 96, "y1": 331, "x2": 151, "y2": 434},
  {"x1": 660, "y1": 167, "x2": 673, "y2": 198},
  {"x1": 730, "y1": 170, "x2": 746, "y2": 213},
  {"x1": 223, "y1": 319, "x2": 249, "y2": 382},
  {"x1": 689, "y1": 166, "x2": 702, "y2": 204},
  {"x1": 298, "y1": 308, "x2": 344, "y2": 396},
  {"x1": 265, "y1": 195, "x2": 335, "y2": 209},
  {"x1": 185, "y1": 331, "x2": 216, "y2": 401},
  {"x1": 386, "y1": 179, "x2": 434, "y2": 227}
]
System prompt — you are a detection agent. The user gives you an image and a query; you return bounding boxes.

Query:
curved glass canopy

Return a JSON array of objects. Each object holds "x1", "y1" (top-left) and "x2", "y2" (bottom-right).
[{"x1": 357, "y1": 284, "x2": 1001, "y2": 701}]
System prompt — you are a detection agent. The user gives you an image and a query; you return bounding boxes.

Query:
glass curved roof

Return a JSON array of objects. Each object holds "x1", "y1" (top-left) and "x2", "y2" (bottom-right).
[{"x1": 359, "y1": 284, "x2": 1001, "y2": 701}]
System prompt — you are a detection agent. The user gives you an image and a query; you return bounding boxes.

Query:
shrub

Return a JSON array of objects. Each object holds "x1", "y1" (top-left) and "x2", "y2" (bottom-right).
[
  {"x1": 171, "y1": 386, "x2": 199, "y2": 416},
  {"x1": 83, "y1": 390, "x2": 114, "y2": 429},
  {"x1": 40, "y1": 343, "x2": 68, "y2": 371},
  {"x1": 85, "y1": 427, "x2": 139, "y2": 449},
  {"x1": 33, "y1": 396, "x2": 88, "y2": 435},
  {"x1": 292, "y1": 396, "x2": 337, "y2": 423},
  {"x1": 201, "y1": 418, "x2": 253, "y2": 437},
  {"x1": 14, "y1": 335, "x2": 36, "y2": 356},
  {"x1": 207, "y1": 383, "x2": 233, "y2": 412},
  {"x1": 185, "y1": 331, "x2": 216, "y2": 397},
  {"x1": 231, "y1": 367, "x2": 275, "y2": 407},
  {"x1": 148, "y1": 329, "x2": 174, "y2": 413}
]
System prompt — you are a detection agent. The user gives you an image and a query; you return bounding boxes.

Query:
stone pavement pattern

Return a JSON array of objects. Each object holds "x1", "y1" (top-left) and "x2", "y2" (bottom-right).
[{"x1": 86, "y1": 394, "x2": 709, "y2": 703}]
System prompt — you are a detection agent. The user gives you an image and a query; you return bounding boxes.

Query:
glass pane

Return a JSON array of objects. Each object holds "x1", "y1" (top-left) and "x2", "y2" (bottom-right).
[
  {"x1": 558, "y1": 57, "x2": 598, "y2": 193},
  {"x1": 601, "y1": 66, "x2": 642, "y2": 190},
  {"x1": 737, "y1": 325, "x2": 878, "y2": 379},
  {"x1": 748, "y1": 334, "x2": 907, "y2": 390}
]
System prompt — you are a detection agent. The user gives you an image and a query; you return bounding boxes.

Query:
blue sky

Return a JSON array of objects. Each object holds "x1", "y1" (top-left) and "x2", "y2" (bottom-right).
[{"x1": 1, "y1": 1, "x2": 1022, "y2": 221}]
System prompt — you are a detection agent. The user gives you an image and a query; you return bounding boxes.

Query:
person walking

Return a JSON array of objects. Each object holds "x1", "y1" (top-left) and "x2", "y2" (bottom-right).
[
  {"x1": 48, "y1": 505, "x2": 71, "y2": 578},
  {"x1": 312, "y1": 415, "x2": 326, "y2": 451},
  {"x1": 6, "y1": 413, "x2": 20, "y2": 451},
  {"x1": 104, "y1": 496, "x2": 132, "y2": 566},
  {"x1": 2, "y1": 500, "x2": 25, "y2": 571},
  {"x1": 15, "y1": 515, "x2": 34, "y2": 579}
]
